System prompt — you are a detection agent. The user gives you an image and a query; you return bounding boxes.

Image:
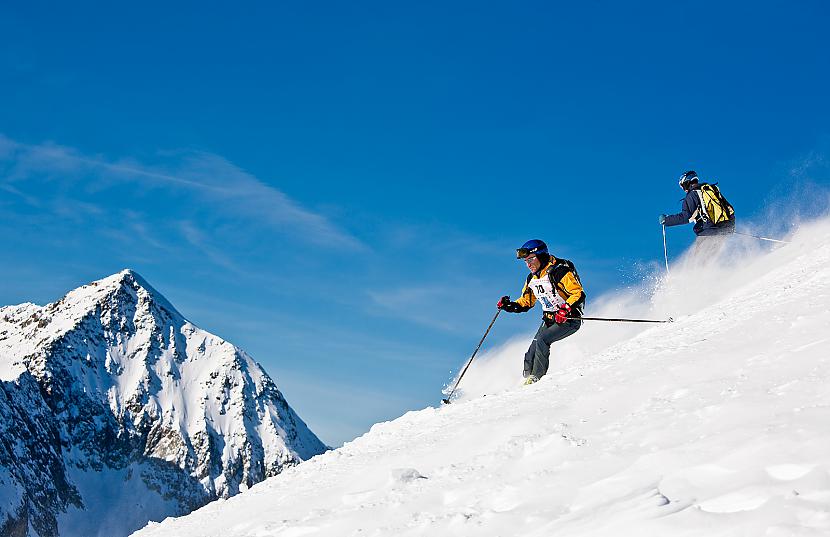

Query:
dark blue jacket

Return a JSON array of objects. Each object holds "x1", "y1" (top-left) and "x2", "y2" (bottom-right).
[{"x1": 664, "y1": 183, "x2": 735, "y2": 236}]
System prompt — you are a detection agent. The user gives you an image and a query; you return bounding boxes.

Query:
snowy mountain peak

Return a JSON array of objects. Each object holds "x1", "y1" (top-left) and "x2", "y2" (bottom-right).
[
  {"x1": 0, "y1": 271, "x2": 327, "y2": 537},
  {"x1": 58, "y1": 268, "x2": 182, "y2": 327}
]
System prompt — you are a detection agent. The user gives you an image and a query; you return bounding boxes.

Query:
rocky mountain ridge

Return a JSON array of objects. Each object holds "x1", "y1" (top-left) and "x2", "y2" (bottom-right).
[{"x1": 0, "y1": 270, "x2": 327, "y2": 537}]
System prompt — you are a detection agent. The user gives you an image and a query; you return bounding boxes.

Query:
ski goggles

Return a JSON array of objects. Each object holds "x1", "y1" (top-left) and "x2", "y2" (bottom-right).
[
  {"x1": 678, "y1": 171, "x2": 697, "y2": 187},
  {"x1": 516, "y1": 248, "x2": 537, "y2": 259}
]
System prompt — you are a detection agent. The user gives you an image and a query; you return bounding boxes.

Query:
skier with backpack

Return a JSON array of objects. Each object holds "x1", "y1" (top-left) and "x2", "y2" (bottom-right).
[
  {"x1": 659, "y1": 170, "x2": 735, "y2": 236},
  {"x1": 497, "y1": 240, "x2": 586, "y2": 385}
]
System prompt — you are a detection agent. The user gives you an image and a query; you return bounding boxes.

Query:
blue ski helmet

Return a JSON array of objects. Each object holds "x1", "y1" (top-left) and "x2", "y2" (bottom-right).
[
  {"x1": 678, "y1": 170, "x2": 698, "y2": 188},
  {"x1": 516, "y1": 239, "x2": 548, "y2": 259}
]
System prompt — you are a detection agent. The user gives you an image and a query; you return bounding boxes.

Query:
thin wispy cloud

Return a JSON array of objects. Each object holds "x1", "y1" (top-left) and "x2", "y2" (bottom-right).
[
  {"x1": 178, "y1": 220, "x2": 242, "y2": 273},
  {"x1": 367, "y1": 283, "x2": 471, "y2": 332},
  {"x1": 0, "y1": 183, "x2": 42, "y2": 206},
  {"x1": 0, "y1": 134, "x2": 364, "y2": 251}
]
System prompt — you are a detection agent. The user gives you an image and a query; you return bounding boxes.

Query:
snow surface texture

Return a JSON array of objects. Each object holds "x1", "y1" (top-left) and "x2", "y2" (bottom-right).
[
  {"x1": 134, "y1": 218, "x2": 830, "y2": 537},
  {"x1": 0, "y1": 270, "x2": 327, "y2": 537}
]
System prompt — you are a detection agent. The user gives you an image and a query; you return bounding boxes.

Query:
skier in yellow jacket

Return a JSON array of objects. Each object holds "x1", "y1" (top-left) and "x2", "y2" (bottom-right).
[{"x1": 497, "y1": 239, "x2": 585, "y2": 384}]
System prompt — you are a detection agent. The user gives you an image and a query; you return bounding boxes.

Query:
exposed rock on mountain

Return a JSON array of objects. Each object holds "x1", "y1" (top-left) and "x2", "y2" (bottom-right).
[{"x1": 0, "y1": 270, "x2": 327, "y2": 537}]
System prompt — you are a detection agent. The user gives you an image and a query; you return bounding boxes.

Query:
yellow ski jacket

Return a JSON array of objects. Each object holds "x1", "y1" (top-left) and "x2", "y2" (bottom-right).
[{"x1": 515, "y1": 257, "x2": 586, "y2": 314}]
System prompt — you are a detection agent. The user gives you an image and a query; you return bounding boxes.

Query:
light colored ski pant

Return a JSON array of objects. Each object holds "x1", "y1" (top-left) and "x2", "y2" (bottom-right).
[{"x1": 523, "y1": 318, "x2": 581, "y2": 379}]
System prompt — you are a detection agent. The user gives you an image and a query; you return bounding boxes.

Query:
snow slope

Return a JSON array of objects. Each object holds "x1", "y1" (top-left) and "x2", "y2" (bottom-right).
[{"x1": 134, "y1": 219, "x2": 830, "y2": 537}]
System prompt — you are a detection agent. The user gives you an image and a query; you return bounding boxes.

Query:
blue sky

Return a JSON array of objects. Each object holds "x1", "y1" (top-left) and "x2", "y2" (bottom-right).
[{"x1": 2, "y1": 1, "x2": 829, "y2": 445}]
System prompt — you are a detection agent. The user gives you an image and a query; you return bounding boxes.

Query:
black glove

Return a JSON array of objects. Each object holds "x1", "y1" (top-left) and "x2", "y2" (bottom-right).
[{"x1": 498, "y1": 296, "x2": 528, "y2": 313}]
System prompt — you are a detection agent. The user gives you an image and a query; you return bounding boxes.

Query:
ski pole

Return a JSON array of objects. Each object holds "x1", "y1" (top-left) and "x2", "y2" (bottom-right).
[
  {"x1": 442, "y1": 309, "x2": 501, "y2": 404},
  {"x1": 662, "y1": 224, "x2": 670, "y2": 274},
  {"x1": 570, "y1": 316, "x2": 674, "y2": 324},
  {"x1": 734, "y1": 231, "x2": 790, "y2": 244}
]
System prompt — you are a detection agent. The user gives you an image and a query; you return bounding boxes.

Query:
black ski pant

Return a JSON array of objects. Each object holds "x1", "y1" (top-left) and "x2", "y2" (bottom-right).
[{"x1": 523, "y1": 318, "x2": 582, "y2": 379}]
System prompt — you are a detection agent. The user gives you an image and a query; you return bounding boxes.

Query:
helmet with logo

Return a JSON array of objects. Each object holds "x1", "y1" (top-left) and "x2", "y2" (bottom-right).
[
  {"x1": 516, "y1": 239, "x2": 548, "y2": 259},
  {"x1": 678, "y1": 170, "x2": 698, "y2": 188}
]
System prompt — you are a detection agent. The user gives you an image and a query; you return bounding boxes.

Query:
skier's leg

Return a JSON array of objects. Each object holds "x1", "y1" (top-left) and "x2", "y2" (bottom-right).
[
  {"x1": 692, "y1": 233, "x2": 731, "y2": 265},
  {"x1": 530, "y1": 319, "x2": 582, "y2": 379},
  {"x1": 523, "y1": 323, "x2": 546, "y2": 378}
]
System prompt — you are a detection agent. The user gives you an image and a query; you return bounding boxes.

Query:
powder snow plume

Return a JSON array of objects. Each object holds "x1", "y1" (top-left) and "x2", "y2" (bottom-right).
[{"x1": 445, "y1": 215, "x2": 819, "y2": 402}]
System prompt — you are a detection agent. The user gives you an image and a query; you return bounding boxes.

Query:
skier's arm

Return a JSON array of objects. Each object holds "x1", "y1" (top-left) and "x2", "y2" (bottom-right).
[
  {"x1": 558, "y1": 272, "x2": 585, "y2": 308},
  {"x1": 663, "y1": 194, "x2": 698, "y2": 227},
  {"x1": 512, "y1": 282, "x2": 535, "y2": 311}
]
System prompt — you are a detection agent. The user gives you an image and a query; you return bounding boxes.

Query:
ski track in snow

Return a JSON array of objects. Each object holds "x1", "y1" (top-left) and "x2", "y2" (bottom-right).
[{"x1": 134, "y1": 220, "x2": 830, "y2": 537}]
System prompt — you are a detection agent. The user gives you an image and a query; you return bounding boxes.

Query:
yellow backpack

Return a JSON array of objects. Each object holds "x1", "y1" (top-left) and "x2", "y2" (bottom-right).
[{"x1": 697, "y1": 183, "x2": 735, "y2": 224}]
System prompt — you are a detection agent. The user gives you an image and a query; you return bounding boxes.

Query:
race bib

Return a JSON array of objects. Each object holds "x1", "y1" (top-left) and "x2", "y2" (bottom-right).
[{"x1": 528, "y1": 276, "x2": 566, "y2": 312}]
